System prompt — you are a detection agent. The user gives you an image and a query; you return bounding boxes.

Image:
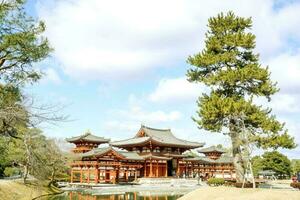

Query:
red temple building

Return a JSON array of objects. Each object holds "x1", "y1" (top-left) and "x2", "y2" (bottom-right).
[{"x1": 67, "y1": 125, "x2": 235, "y2": 184}]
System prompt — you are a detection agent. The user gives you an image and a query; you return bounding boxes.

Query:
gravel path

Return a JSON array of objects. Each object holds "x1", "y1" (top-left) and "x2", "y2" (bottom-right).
[{"x1": 179, "y1": 186, "x2": 300, "y2": 200}]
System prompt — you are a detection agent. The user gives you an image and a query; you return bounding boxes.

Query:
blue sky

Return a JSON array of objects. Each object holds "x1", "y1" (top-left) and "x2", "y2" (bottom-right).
[{"x1": 24, "y1": 0, "x2": 300, "y2": 158}]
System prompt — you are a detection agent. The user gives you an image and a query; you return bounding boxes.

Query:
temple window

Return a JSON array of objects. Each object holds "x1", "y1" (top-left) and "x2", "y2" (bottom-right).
[
  {"x1": 153, "y1": 147, "x2": 160, "y2": 153},
  {"x1": 164, "y1": 147, "x2": 172, "y2": 153},
  {"x1": 142, "y1": 147, "x2": 150, "y2": 153}
]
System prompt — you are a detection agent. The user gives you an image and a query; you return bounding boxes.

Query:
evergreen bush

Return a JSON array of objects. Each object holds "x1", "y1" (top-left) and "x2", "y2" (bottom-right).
[
  {"x1": 4, "y1": 167, "x2": 20, "y2": 177},
  {"x1": 290, "y1": 182, "x2": 300, "y2": 190},
  {"x1": 207, "y1": 178, "x2": 225, "y2": 186}
]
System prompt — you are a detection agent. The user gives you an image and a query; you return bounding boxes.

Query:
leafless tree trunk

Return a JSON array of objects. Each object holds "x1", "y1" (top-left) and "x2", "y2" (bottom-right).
[{"x1": 23, "y1": 134, "x2": 30, "y2": 184}]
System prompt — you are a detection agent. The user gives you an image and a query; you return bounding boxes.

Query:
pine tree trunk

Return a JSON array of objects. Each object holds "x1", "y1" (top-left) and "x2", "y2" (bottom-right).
[
  {"x1": 23, "y1": 164, "x2": 28, "y2": 184},
  {"x1": 230, "y1": 124, "x2": 245, "y2": 183},
  {"x1": 48, "y1": 168, "x2": 55, "y2": 187}
]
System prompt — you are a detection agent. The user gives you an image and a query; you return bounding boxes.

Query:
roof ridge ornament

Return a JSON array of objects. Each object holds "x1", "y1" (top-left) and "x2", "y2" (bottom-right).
[
  {"x1": 141, "y1": 124, "x2": 171, "y2": 131},
  {"x1": 85, "y1": 129, "x2": 92, "y2": 135}
]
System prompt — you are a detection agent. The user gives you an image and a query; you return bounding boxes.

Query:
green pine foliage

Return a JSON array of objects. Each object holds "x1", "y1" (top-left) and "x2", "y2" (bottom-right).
[
  {"x1": 187, "y1": 11, "x2": 296, "y2": 150},
  {"x1": 291, "y1": 159, "x2": 300, "y2": 175},
  {"x1": 0, "y1": 0, "x2": 52, "y2": 84}
]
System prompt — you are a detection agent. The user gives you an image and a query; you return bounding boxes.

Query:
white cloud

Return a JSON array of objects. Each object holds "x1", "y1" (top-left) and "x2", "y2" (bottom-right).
[
  {"x1": 117, "y1": 106, "x2": 181, "y2": 123},
  {"x1": 41, "y1": 68, "x2": 62, "y2": 84},
  {"x1": 104, "y1": 121, "x2": 140, "y2": 133},
  {"x1": 266, "y1": 51, "x2": 300, "y2": 94},
  {"x1": 149, "y1": 77, "x2": 206, "y2": 103},
  {"x1": 36, "y1": 0, "x2": 300, "y2": 80},
  {"x1": 270, "y1": 94, "x2": 300, "y2": 114},
  {"x1": 254, "y1": 93, "x2": 300, "y2": 115},
  {"x1": 103, "y1": 106, "x2": 182, "y2": 140}
]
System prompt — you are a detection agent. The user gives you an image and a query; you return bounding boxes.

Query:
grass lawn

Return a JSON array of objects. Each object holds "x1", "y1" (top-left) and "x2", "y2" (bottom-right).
[{"x1": 0, "y1": 179, "x2": 60, "y2": 200}]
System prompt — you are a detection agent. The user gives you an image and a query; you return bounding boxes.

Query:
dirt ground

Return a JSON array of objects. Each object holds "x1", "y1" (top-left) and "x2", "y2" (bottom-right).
[{"x1": 179, "y1": 186, "x2": 300, "y2": 200}]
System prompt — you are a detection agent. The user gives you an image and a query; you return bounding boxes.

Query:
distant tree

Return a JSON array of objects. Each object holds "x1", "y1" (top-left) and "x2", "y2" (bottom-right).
[
  {"x1": 0, "y1": 137, "x2": 10, "y2": 176},
  {"x1": 7, "y1": 128, "x2": 43, "y2": 183},
  {"x1": 6, "y1": 128, "x2": 65, "y2": 184},
  {"x1": 37, "y1": 138, "x2": 67, "y2": 186},
  {"x1": 187, "y1": 11, "x2": 296, "y2": 182},
  {"x1": 291, "y1": 159, "x2": 300, "y2": 175},
  {"x1": 260, "y1": 151, "x2": 292, "y2": 177},
  {"x1": 251, "y1": 155, "x2": 264, "y2": 176}
]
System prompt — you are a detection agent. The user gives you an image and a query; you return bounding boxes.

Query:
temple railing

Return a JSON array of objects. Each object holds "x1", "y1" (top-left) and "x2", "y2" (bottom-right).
[{"x1": 70, "y1": 161, "x2": 143, "y2": 169}]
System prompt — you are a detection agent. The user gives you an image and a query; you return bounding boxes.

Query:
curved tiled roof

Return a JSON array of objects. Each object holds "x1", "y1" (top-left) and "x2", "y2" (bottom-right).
[
  {"x1": 197, "y1": 146, "x2": 226, "y2": 153},
  {"x1": 80, "y1": 147, "x2": 144, "y2": 161},
  {"x1": 110, "y1": 136, "x2": 151, "y2": 146},
  {"x1": 184, "y1": 155, "x2": 233, "y2": 164},
  {"x1": 66, "y1": 131, "x2": 110, "y2": 144},
  {"x1": 141, "y1": 153, "x2": 172, "y2": 160},
  {"x1": 110, "y1": 125, "x2": 204, "y2": 149},
  {"x1": 80, "y1": 147, "x2": 115, "y2": 157},
  {"x1": 118, "y1": 151, "x2": 145, "y2": 161}
]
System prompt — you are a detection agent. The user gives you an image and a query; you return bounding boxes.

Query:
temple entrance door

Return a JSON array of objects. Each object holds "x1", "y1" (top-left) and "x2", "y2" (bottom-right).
[
  {"x1": 167, "y1": 160, "x2": 173, "y2": 176},
  {"x1": 105, "y1": 171, "x2": 110, "y2": 183}
]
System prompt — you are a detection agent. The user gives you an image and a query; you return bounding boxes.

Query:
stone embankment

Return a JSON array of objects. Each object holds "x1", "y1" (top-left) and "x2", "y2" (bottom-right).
[{"x1": 63, "y1": 178, "x2": 202, "y2": 196}]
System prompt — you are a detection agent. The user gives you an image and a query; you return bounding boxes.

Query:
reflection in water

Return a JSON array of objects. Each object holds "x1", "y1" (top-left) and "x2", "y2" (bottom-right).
[{"x1": 46, "y1": 192, "x2": 182, "y2": 200}]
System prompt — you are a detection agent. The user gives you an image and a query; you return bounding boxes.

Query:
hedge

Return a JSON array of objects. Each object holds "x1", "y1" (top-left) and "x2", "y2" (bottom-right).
[
  {"x1": 207, "y1": 178, "x2": 225, "y2": 186},
  {"x1": 290, "y1": 182, "x2": 300, "y2": 190},
  {"x1": 4, "y1": 167, "x2": 20, "y2": 177}
]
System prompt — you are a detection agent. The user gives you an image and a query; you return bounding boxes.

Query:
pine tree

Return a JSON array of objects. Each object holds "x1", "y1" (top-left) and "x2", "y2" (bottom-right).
[
  {"x1": 0, "y1": 0, "x2": 52, "y2": 84},
  {"x1": 187, "y1": 12, "x2": 296, "y2": 182}
]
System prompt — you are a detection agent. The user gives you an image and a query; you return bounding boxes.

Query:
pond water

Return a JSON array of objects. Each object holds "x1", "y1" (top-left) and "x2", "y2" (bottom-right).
[{"x1": 43, "y1": 192, "x2": 183, "y2": 200}]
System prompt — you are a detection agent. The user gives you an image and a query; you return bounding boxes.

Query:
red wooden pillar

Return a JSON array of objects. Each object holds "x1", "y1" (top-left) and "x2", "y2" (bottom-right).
[
  {"x1": 144, "y1": 162, "x2": 147, "y2": 177},
  {"x1": 111, "y1": 170, "x2": 116, "y2": 184},
  {"x1": 176, "y1": 159, "x2": 180, "y2": 177},
  {"x1": 116, "y1": 168, "x2": 119, "y2": 184},
  {"x1": 165, "y1": 161, "x2": 168, "y2": 177},
  {"x1": 87, "y1": 167, "x2": 90, "y2": 183},
  {"x1": 125, "y1": 170, "x2": 128, "y2": 182},
  {"x1": 185, "y1": 162, "x2": 187, "y2": 177},
  {"x1": 149, "y1": 160, "x2": 153, "y2": 177},
  {"x1": 156, "y1": 161, "x2": 158, "y2": 177},
  {"x1": 70, "y1": 169, "x2": 73, "y2": 183},
  {"x1": 95, "y1": 166, "x2": 99, "y2": 183},
  {"x1": 191, "y1": 164, "x2": 194, "y2": 178},
  {"x1": 134, "y1": 170, "x2": 137, "y2": 181},
  {"x1": 80, "y1": 167, "x2": 83, "y2": 183}
]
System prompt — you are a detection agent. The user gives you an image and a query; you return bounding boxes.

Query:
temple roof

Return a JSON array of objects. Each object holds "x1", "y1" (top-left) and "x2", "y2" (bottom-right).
[
  {"x1": 184, "y1": 155, "x2": 233, "y2": 164},
  {"x1": 80, "y1": 147, "x2": 116, "y2": 157},
  {"x1": 119, "y1": 151, "x2": 145, "y2": 161},
  {"x1": 141, "y1": 153, "x2": 172, "y2": 160},
  {"x1": 80, "y1": 147, "x2": 144, "y2": 161},
  {"x1": 110, "y1": 125, "x2": 204, "y2": 149},
  {"x1": 197, "y1": 146, "x2": 226, "y2": 153},
  {"x1": 66, "y1": 131, "x2": 110, "y2": 144}
]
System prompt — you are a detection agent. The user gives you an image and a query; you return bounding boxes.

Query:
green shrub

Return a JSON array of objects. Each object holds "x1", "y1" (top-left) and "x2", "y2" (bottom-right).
[
  {"x1": 207, "y1": 178, "x2": 225, "y2": 186},
  {"x1": 290, "y1": 182, "x2": 300, "y2": 190},
  {"x1": 4, "y1": 167, "x2": 20, "y2": 177}
]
